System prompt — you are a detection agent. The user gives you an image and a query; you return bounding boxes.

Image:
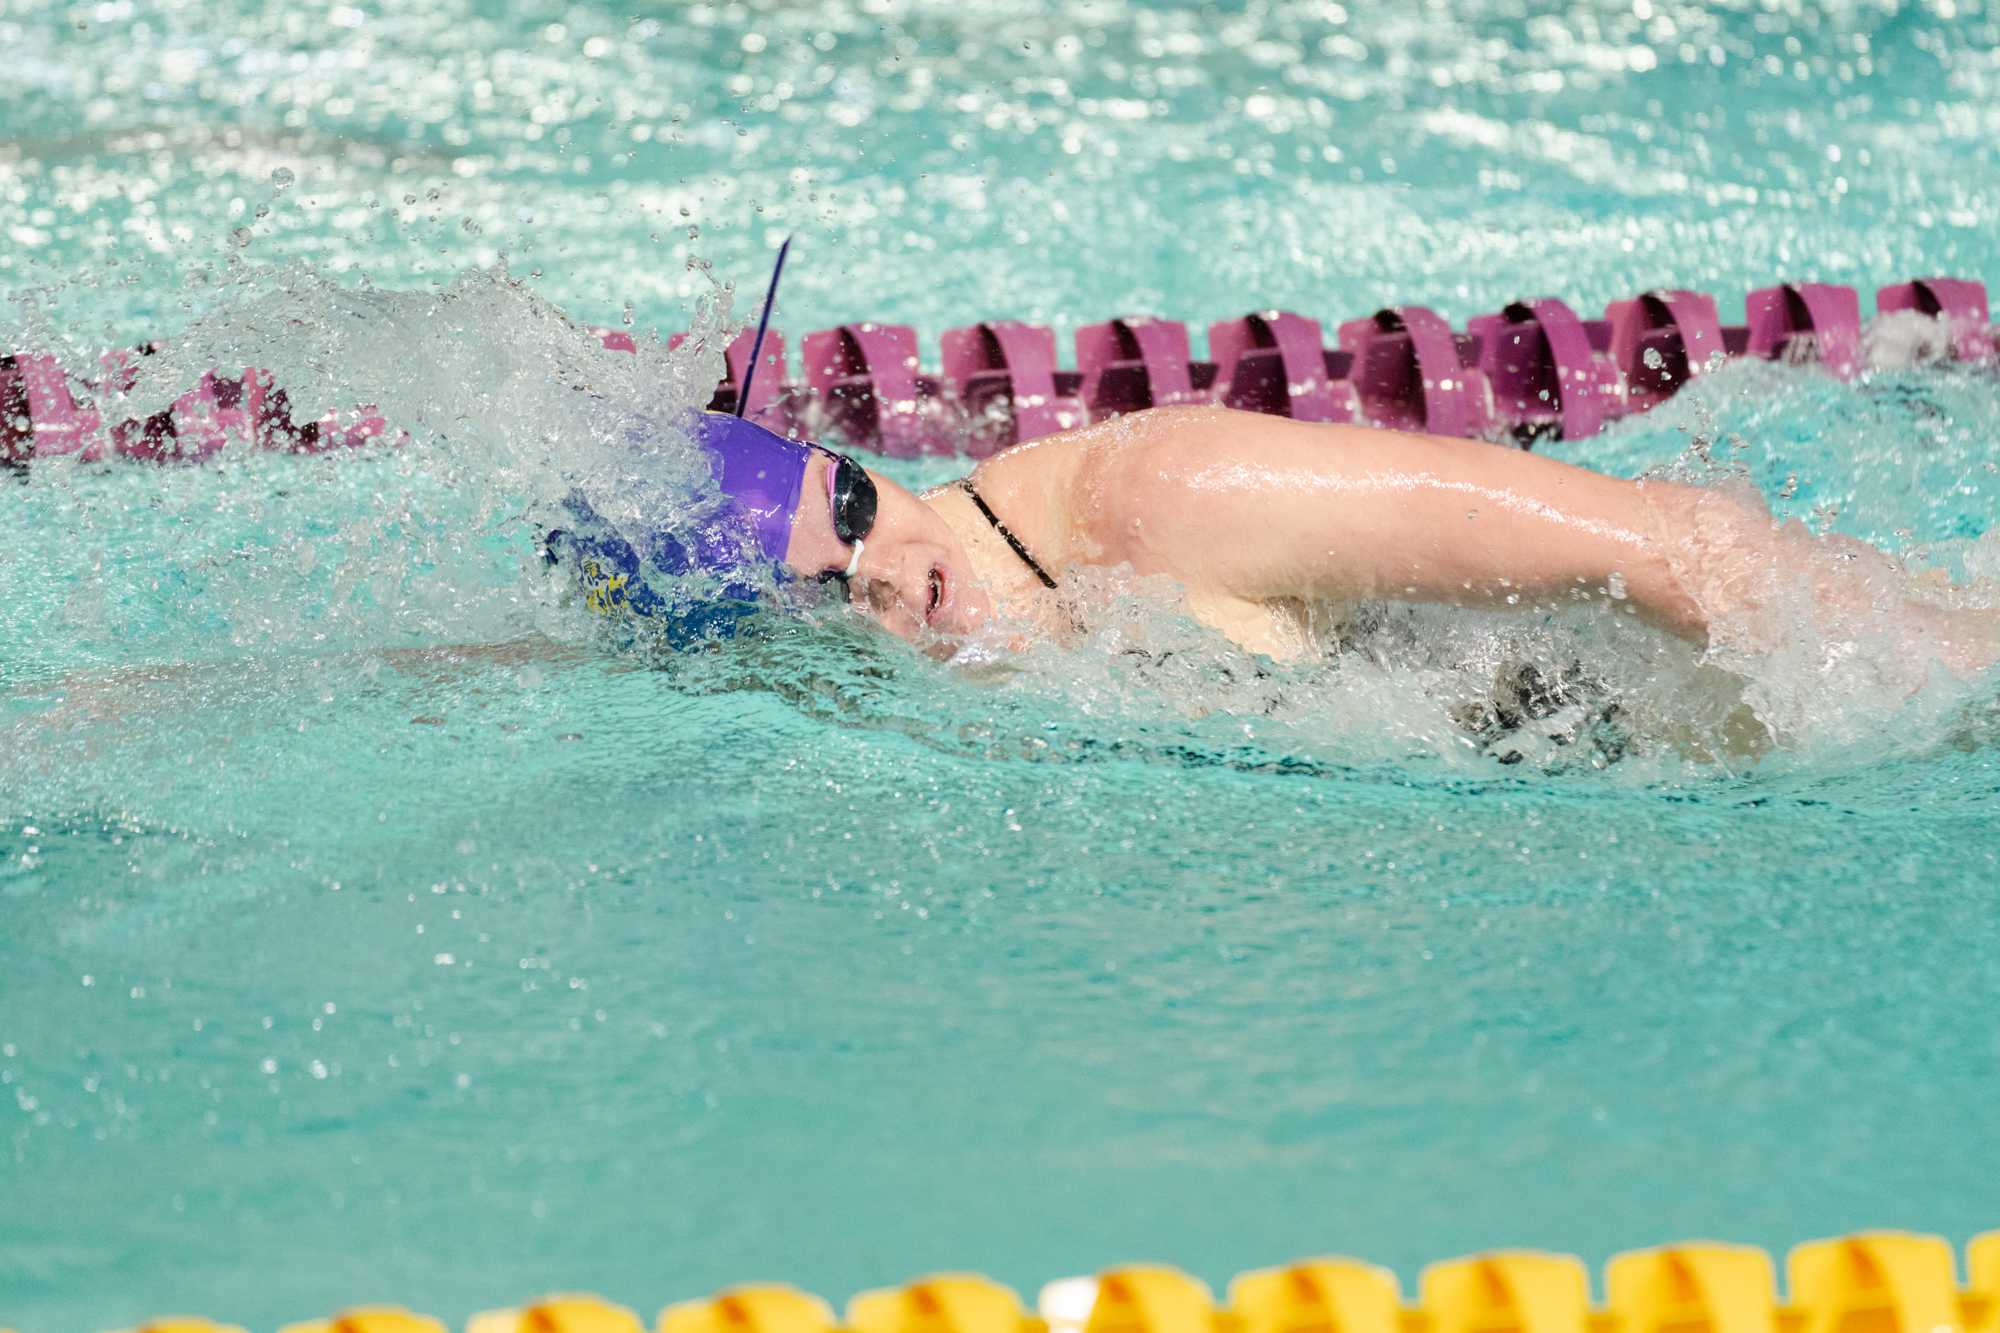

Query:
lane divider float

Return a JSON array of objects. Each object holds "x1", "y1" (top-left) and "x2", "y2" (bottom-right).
[
  {"x1": 4, "y1": 275, "x2": 1993, "y2": 468},
  {"x1": 75, "y1": 1228, "x2": 2000, "y2": 1333}
]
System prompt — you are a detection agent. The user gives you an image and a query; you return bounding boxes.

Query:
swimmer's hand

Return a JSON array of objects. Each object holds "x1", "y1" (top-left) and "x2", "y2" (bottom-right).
[
  {"x1": 377, "y1": 635, "x2": 592, "y2": 681},
  {"x1": 13, "y1": 635, "x2": 593, "y2": 732}
]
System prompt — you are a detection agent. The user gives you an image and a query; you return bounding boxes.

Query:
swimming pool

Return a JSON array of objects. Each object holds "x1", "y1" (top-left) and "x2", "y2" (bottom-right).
[{"x1": 5, "y1": 0, "x2": 2000, "y2": 1328}]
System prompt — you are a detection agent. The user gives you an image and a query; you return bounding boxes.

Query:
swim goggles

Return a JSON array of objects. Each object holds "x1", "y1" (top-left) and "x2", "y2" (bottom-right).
[{"x1": 814, "y1": 446, "x2": 878, "y2": 589}]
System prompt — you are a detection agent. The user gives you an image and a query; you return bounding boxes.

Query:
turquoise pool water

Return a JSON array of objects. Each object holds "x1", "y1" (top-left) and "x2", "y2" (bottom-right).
[{"x1": 6, "y1": 1, "x2": 2000, "y2": 1329}]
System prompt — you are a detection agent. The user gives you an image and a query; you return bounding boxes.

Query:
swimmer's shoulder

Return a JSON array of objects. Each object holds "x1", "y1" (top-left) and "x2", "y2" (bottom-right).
[
  {"x1": 948, "y1": 406, "x2": 1345, "y2": 578},
  {"x1": 944, "y1": 421, "x2": 1098, "y2": 561}
]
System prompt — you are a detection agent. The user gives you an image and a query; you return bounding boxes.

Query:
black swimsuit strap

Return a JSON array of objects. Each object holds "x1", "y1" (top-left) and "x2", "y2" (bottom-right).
[{"x1": 958, "y1": 479, "x2": 1059, "y2": 590}]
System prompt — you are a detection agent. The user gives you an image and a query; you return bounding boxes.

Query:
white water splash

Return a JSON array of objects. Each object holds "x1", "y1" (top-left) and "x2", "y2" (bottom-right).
[{"x1": 3, "y1": 262, "x2": 749, "y2": 665}]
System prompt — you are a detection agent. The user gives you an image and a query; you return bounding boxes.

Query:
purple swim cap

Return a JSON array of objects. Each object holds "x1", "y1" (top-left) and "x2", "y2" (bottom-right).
[{"x1": 688, "y1": 409, "x2": 813, "y2": 569}]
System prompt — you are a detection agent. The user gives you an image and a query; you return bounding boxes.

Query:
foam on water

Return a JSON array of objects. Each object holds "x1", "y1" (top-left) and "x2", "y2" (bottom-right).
[{"x1": 1, "y1": 264, "x2": 770, "y2": 670}]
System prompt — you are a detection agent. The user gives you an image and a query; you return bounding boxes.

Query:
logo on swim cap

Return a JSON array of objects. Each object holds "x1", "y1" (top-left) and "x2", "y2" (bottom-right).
[{"x1": 543, "y1": 410, "x2": 815, "y2": 642}]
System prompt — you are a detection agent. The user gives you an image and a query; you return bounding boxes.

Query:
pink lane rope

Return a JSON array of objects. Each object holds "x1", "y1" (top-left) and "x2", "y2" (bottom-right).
[{"x1": 5, "y1": 274, "x2": 1992, "y2": 467}]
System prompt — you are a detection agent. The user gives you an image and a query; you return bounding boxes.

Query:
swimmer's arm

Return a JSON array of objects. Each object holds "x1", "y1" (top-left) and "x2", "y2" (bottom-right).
[
  {"x1": 18, "y1": 636, "x2": 589, "y2": 728},
  {"x1": 1081, "y1": 406, "x2": 1708, "y2": 638},
  {"x1": 376, "y1": 635, "x2": 593, "y2": 681}
]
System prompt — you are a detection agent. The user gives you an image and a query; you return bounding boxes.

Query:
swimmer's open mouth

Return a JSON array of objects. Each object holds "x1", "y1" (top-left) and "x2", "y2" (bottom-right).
[{"x1": 926, "y1": 566, "x2": 945, "y2": 622}]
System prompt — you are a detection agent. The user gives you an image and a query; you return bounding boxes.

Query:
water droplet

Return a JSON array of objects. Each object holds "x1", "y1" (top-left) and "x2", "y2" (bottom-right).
[{"x1": 271, "y1": 166, "x2": 295, "y2": 189}]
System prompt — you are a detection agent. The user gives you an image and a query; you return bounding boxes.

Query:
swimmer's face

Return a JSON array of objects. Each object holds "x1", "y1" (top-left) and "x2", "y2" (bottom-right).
[{"x1": 783, "y1": 452, "x2": 992, "y2": 651}]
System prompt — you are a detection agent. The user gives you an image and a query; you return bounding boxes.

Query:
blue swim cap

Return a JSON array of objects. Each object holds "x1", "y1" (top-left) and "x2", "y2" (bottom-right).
[{"x1": 543, "y1": 410, "x2": 815, "y2": 643}]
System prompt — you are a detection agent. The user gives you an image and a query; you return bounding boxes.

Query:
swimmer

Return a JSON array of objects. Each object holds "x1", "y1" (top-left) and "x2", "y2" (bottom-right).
[
  {"x1": 15, "y1": 374, "x2": 1993, "y2": 756},
  {"x1": 557, "y1": 403, "x2": 2000, "y2": 680}
]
